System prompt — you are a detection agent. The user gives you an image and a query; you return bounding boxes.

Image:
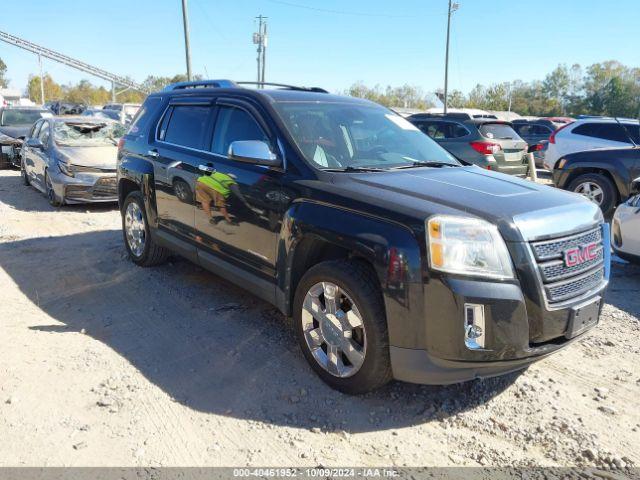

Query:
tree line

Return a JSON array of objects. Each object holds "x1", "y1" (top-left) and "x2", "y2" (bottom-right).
[
  {"x1": 347, "y1": 60, "x2": 639, "y2": 118},
  {"x1": 1, "y1": 57, "x2": 637, "y2": 118}
]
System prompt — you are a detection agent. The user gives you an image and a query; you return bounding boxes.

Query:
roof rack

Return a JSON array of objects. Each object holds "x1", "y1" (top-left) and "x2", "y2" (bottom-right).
[
  {"x1": 236, "y1": 81, "x2": 328, "y2": 93},
  {"x1": 163, "y1": 79, "x2": 238, "y2": 91}
]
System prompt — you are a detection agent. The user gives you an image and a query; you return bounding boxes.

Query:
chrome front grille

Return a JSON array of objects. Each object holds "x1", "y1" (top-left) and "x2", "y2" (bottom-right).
[
  {"x1": 531, "y1": 227, "x2": 606, "y2": 304},
  {"x1": 72, "y1": 165, "x2": 117, "y2": 174}
]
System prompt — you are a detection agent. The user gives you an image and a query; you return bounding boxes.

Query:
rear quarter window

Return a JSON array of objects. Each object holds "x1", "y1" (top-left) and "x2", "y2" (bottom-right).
[
  {"x1": 572, "y1": 123, "x2": 631, "y2": 143},
  {"x1": 128, "y1": 97, "x2": 162, "y2": 136}
]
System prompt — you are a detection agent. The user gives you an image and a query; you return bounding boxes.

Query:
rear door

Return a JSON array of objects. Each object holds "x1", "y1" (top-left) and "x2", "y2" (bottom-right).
[{"x1": 151, "y1": 98, "x2": 215, "y2": 241}]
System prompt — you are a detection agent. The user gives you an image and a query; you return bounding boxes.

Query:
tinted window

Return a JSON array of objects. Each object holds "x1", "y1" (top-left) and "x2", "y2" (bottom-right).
[
  {"x1": 479, "y1": 123, "x2": 519, "y2": 140},
  {"x1": 162, "y1": 105, "x2": 211, "y2": 149},
  {"x1": 572, "y1": 123, "x2": 631, "y2": 143},
  {"x1": 129, "y1": 97, "x2": 162, "y2": 134},
  {"x1": 416, "y1": 121, "x2": 468, "y2": 139},
  {"x1": 211, "y1": 106, "x2": 269, "y2": 156},
  {"x1": 620, "y1": 123, "x2": 640, "y2": 144}
]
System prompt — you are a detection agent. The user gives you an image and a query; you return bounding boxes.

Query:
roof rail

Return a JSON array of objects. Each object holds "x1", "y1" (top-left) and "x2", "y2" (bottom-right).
[
  {"x1": 408, "y1": 112, "x2": 472, "y2": 120},
  {"x1": 163, "y1": 79, "x2": 238, "y2": 91},
  {"x1": 236, "y1": 81, "x2": 328, "y2": 93}
]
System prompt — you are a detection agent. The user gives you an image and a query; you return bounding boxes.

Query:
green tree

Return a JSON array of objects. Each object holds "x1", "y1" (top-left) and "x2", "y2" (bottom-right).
[{"x1": 27, "y1": 74, "x2": 63, "y2": 102}]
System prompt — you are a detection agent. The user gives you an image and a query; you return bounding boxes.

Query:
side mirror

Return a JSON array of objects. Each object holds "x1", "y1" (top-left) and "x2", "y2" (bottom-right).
[
  {"x1": 228, "y1": 140, "x2": 280, "y2": 167},
  {"x1": 26, "y1": 138, "x2": 44, "y2": 149},
  {"x1": 631, "y1": 177, "x2": 640, "y2": 195}
]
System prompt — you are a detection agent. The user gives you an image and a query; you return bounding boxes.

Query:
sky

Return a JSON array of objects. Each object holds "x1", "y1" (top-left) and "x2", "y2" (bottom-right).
[{"x1": 1, "y1": 0, "x2": 639, "y2": 97}]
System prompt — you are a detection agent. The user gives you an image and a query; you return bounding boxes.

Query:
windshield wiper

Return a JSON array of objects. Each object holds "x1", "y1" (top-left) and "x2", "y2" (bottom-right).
[
  {"x1": 322, "y1": 166, "x2": 387, "y2": 172},
  {"x1": 391, "y1": 161, "x2": 457, "y2": 170}
]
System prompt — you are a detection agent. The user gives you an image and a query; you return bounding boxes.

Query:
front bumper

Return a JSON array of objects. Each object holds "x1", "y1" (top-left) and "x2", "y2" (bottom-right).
[
  {"x1": 387, "y1": 223, "x2": 609, "y2": 385},
  {"x1": 50, "y1": 169, "x2": 118, "y2": 203}
]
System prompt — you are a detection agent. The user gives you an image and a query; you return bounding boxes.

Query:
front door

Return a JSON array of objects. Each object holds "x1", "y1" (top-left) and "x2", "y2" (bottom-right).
[
  {"x1": 193, "y1": 100, "x2": 284, "y2": 280},
  {"x1": 151, "y1": 100, "x2": 215, "y2": 241}
]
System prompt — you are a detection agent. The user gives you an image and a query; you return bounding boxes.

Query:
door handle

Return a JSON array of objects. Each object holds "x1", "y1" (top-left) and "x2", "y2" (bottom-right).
[
  {"x1": 198, "y1": 164, "x2": 216, "y2": 173},
  {"x1": 147, "y1": 150, "x2": 159, "y2": 158}
]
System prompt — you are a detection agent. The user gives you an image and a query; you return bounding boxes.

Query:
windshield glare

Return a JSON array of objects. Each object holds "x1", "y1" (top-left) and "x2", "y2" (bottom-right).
[
  {"x1": 273, "y1": 102, "x2": 460, "y2": 170},
  {"x1": 2, "y1": 110, "x2": 50, "y2": 126},
  {"x1": 53, "y1": 121, "x2": 125, "y2": 147}
]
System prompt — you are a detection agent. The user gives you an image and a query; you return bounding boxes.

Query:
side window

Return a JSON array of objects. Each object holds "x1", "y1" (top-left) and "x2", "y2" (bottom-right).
[
  {"x1": 38, "y1": 121, "x2": 50, "y2": 146},
  {"x1": 162, "y1": 105, "x2": 212, "y2": 149},
  {"x1": 211, "y1": 106, "x2": 269, "y2": 156},
  {"x1": 573, "y1": 123, "x2": 631, "y2": 143},
  {"x1": 621, "y1": 124, "x2": 640, "y2": 144}
]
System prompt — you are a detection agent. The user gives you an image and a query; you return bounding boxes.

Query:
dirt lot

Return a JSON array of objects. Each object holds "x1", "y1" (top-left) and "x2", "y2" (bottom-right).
[{"x1": 0, "y1": 169, "x2": 639, "y2": 468}]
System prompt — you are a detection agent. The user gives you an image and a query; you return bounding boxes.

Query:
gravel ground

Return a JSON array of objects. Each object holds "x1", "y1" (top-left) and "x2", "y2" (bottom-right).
[{"x1": 0, "y1": 169, "x2": 638, "y2": 468}]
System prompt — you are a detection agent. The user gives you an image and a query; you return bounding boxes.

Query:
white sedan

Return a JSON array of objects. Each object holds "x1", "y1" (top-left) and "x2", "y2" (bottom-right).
[{"x1": 612, "y1": 192, "x2": 640, "y2": 264}]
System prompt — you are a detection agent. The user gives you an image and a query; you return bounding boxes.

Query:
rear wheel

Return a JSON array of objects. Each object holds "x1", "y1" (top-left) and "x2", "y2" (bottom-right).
[
  {"x1": 293, "y1": 260, "x2": 392, "y2": 394},
  {"x1": 568, "y1": 173, "x2": 617, "y2": 216},
  {"x1": 122, "y1": 190, "x2": 170, "y2": 267}
]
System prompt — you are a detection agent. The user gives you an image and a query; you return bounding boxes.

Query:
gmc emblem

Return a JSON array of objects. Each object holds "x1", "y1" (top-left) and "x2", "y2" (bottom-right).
[{"x1": 564, "y1": 242, "x2": 598, "y2": 267}]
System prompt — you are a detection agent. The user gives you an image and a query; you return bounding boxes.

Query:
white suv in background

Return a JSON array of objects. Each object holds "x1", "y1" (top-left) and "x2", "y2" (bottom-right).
[{"x1": 543, "y1": 118, "x2": 639, "y2": 170}]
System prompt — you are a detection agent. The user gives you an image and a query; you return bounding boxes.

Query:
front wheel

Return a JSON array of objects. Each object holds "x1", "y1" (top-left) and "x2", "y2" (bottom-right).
[
  {"x1": 568, "y1": 173, "x2": 617, "y2": 216},
  {"x1": 122, "y1": 190, "x2": 170, "y2": 267},
  {"x1": 293, "y1": 260, "x2": 392, "y2": 394},
  {"x1": 21, "y1": 158, "x2": 30, "y2": 186},
  {"x1": 45, "y1": 170, "x2": 63, "y2": 207}
]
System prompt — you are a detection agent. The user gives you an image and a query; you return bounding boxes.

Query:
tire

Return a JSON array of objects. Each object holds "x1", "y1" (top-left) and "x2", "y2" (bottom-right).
[
  {"x1": 122, "y1": 190, "x2": 170, "y2": 267},
  {"x1": 567, "y1": 173, "x2": 617, "y2": 217},
  {"x1": 45, "y1": 170, "x2": 63, "y2": 207},
  {"x1": 173, "y1": 178, "x2": 193, "y2": 204},
  {"x1": 21, "y1": 158, "x2": 30, "y2": 186},
  {"x1": 293, "y1": 259, "x2": 392, "y2": 394}
]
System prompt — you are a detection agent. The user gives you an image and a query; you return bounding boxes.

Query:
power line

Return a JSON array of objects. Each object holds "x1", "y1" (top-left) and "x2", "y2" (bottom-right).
[{"x1": 265, "y1": 0, "x2": 416, "y2": 18}]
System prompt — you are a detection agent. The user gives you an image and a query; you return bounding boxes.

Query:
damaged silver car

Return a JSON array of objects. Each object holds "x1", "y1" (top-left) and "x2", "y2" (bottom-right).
[{"x1": 20, "y1": 117, "x2": 125, "y2": 206}]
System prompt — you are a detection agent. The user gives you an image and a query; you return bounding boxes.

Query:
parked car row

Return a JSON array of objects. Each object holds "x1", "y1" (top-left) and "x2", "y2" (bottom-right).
[{"x1": 0, "y1": 106, "x2": 53, "y2": 168}]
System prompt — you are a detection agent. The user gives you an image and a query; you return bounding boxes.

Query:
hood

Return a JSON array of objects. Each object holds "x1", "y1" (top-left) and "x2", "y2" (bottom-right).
[
  {"x1": 0, "y1": 125, "x2": 30, "y2": 139},
  {"x1": 57, "y1": 145, "x2": 118, "y2": 169},
  {"x1": 339, "y1": 166, "x2": 600, "y2": 241}
]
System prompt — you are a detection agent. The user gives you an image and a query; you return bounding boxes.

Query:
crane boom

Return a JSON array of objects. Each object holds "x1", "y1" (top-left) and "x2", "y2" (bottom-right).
[{"x1": 0, "y1": 30, "x2": 149, "y2": 94}]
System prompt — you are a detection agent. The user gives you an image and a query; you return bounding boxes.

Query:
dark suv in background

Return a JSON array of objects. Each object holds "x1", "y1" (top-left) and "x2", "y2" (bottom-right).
[
  {"x1": 407, "y1": 113, "x2": 529, "y2": 176},
  {"x1": 117, "y1": 80, "x2": 609, "y2": 394}
]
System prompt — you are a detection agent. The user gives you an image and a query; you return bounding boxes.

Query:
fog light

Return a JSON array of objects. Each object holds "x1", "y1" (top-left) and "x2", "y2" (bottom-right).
[{"x1": 464, "y1": 303, "x2": 486, "y2": 350}]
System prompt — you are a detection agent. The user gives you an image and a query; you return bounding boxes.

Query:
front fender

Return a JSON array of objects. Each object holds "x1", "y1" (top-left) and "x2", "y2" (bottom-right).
[
  {"x1": 278, "y1": 200, "x2": 426, "y2": 349},
  {"x1": 564, "y1": 160, "x2": 629, "y2": 199}
]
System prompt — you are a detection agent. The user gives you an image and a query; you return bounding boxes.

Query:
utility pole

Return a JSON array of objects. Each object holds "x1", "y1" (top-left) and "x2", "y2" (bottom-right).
[
  {"x1": 253, "y1": 15, "x2": 268, "y2": 86},
  {"x1": 37, "y1": 54, "x2": 44, "y2": 105},
  {"x1": 181, "y1": 0, "x2": 193, "y2": 81},
  {"x1": 443, "y1": 0, "x2": 459, "y2": 114}
]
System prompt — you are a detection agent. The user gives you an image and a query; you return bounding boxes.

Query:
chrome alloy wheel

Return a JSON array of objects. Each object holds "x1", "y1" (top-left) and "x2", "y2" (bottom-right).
[
  {"x1": 301, "y1": 282, "x2": 366, "y2": 378},
  {"x1": 575, "y1": 181, "x2": 604, "y2": 205},
  {"x1": 124, "y1": 202, "x2": 146, "y2": 257}
]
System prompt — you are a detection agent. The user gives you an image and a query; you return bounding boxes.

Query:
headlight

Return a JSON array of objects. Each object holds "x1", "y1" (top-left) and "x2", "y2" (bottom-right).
[
  {"x1": 57, "y1": 160, "x2": 75, "y2": 177},
  {"x1": 427, "y1": 215, "x2": 515, "y2": 280}
]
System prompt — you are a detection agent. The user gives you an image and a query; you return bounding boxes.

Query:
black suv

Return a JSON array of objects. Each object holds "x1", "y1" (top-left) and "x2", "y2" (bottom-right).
[{"x1": 117, "y1": 80, "x2": 610, "y2": 394}]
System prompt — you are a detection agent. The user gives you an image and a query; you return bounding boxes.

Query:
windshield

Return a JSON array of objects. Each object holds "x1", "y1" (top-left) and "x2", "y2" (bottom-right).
[
  {"x1": 53, "y1": 121, "x2": 125, "y2": 147},
  {"x1": 479, "y1": 123, "x2": 520, "y2": 140},
  {"x1": 1, "y1": 110, "x2": 51, "y2": 126},
  {"x1": 272, "y1": 102, "x2": 460, "y2": 170}
]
